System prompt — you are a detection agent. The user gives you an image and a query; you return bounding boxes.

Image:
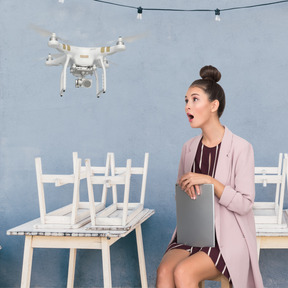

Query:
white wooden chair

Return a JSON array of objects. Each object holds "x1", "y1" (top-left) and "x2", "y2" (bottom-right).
[
  {"x1": 199, "y1": 274, "x2": 232, "y2": 288},
  {"x1": 253, "y1": 153, "x2": 287, "y2": 228},
  {"x1": 34, "y1": 152, "x2": 104, "y2": 229},
  {"x1": 86, "y1": 153, "x2": 149, "y2": 227}
]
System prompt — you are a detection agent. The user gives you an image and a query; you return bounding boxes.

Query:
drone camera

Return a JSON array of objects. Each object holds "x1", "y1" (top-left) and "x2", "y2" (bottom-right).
[{"x1": 75, "y1": 78, "x2": 92, "y2": 88}]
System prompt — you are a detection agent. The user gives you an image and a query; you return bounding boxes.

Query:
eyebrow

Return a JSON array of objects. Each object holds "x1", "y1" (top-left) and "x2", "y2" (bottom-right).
[{"x1": 185, "y1": 93, "x2": 200, "y2": 98}]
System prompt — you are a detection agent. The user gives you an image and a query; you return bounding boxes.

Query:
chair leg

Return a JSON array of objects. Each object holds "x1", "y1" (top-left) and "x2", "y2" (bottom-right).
[
  {"x1": 199, "y1": 281, "x2": 205, "y2": 288},
  {"x1": 221, "y1": 275, "x2": 232, "y2": 288},
  {"x1": 200, "y1": 275, "x2": 232, "y2": 288}
]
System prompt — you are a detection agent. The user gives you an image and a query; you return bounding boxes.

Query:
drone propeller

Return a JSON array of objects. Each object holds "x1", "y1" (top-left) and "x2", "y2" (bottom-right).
[
  {"x1": 106, "y1": 32, "x2": 147, "y2": 46},
  {"x1": 30, "y1": 24, "x2": 68, "y2": 42},
  {"x1": 122, "y1": 32, "x2": 147, "y2": 43}
]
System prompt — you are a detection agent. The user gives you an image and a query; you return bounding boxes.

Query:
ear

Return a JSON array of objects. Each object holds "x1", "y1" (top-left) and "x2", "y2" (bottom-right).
[{"x1": 210, "y1": 100, "x2": 219, "y2": 113}]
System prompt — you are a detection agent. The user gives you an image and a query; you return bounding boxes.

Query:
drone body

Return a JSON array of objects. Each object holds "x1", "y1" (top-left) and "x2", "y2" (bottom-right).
[{"x1": 46, "y1": 33, "x2": 126, "y2": 97}]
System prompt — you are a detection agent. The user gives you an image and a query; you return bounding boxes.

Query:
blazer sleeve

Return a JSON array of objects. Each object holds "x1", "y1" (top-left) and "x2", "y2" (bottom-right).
[
  {"x1": 177, "y1": 145, "x2": 185, "y2": 183},
  {"x1": 219, "y1": 142, "x2": 255, "y2": 216},
  {"x1": 177, "y1": 142, "x2": 189, "y2": 183}
]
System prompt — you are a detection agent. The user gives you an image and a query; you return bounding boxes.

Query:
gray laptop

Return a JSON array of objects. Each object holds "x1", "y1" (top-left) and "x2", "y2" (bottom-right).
[{"x1": 176, "y1": 184, "x2": 215, "y2": 247}]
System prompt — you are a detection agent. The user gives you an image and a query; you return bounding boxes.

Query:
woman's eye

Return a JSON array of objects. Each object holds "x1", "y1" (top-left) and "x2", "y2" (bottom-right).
[
  {"x1": 185, "y1": 99, "x2": 188, "y2": 104},
  {"x1": 193, "y1": 97, "x2": 198, "y2": 102}
]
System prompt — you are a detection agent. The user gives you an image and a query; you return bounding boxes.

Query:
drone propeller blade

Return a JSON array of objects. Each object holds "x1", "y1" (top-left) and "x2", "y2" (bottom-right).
[
  {"x1": 106, "y1": 32, "x2": 147, "y2": 46},
  {"x1": 30, "y1": 24, "x2": 53, "y2": 37},
  {"x1": 122, "y1": 32, "x2": 148, "y2": 43},
  {"x1": 107, "y1": 60, "x2": 118, "y2": 66},
  {"x1": 30, "y1": 24, "x2": 69, "y2": 42}
]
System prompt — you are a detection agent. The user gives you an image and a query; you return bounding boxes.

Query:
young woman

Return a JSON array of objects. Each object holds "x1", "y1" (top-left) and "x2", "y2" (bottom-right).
[{"x1": 156, "y1": 66, "x2": 263, "y2": 288}]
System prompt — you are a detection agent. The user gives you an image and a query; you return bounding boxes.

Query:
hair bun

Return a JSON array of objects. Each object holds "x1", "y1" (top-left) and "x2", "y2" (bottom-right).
[{"x1": 200, "y1": 65, "x2": 221, "y2": 83}]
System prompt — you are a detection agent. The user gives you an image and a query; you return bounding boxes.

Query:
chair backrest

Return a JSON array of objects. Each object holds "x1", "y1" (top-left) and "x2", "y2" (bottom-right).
[
  {"x1": 85, "y1": 153, "x2": 149, "y2": 205},
  {"x1": 113, "y1": 153, "x2": 149, "y2": 205},
  {"x1": 254, "y1": 153, "x2": 287, "y2": 225},
  {"x1": 254, "y1": 153, "x2": 283, "y2": 187},
  {"x1": 85, "y1": 153, "x2": 149, "y2": 226},
  {"x1": 35, "y1": 152, "x2": 82, "y2": 225}
]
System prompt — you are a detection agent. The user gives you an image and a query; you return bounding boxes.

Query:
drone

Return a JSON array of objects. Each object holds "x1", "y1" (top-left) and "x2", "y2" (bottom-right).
[
  {"x1": 45, "y1": 33, "x2": 126, "y2": 97},
  {"x1": 32, "y1": 25, "x2": 145, "y2": 97}
]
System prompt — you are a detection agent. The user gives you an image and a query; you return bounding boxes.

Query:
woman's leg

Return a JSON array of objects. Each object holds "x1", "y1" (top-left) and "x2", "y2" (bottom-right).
[
  {"x1": 174, "y1": 251, "x2": 221, "y2": 288},
  {"x1": 156, "y1": 249, "x2": 190, "y2": 288}
]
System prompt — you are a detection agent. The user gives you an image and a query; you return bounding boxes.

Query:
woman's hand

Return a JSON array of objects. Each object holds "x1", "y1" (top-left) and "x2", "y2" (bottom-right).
[{"x1": 179, "y1": 172, "x2": 211, "y2": 200}]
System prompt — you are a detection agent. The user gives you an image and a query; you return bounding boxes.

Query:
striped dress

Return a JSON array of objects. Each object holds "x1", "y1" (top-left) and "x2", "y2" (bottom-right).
[{"x1": 165, "y1": 139, "x2": 231, "y2": 282}]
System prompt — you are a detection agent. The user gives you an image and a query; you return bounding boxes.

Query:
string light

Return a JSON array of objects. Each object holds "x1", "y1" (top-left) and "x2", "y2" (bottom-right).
[
  {"x1": 92, "y1": 0, "x2": 288, "y2": 21},
  {"x1": 215, "y1": 9, "x2": 221, "y2": 21},
  {"x1": 137, "y1": 6, "x2": 143, "y2": 20}
]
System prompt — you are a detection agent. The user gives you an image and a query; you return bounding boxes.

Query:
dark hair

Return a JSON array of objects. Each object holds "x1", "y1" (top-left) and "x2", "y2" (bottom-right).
[{"x1": 190, "y1": 65, "x2": 226, "y2": 118}]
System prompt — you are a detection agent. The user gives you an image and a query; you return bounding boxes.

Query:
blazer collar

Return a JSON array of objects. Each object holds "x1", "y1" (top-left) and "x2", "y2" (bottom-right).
[{"x1": 185, "y1": 134, "x2": 202, "y2": 173}]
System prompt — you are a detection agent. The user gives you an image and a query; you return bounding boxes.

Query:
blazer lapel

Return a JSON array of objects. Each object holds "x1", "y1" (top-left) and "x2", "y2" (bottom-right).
[
  {"x1": 184, "y1": 134, "x2": 202, "y2": 173},
  {"x1": 214, "y1": 126, "x2": 233, "y2": 186},
  {"x1": 214, "y1": 127, "x2": 233, "y2": 245}
]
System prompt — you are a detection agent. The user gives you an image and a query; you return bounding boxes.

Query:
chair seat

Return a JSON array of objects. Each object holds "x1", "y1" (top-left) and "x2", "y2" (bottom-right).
[{"x1": 199, "y1": 274, "x2": 232, "y2": 288}]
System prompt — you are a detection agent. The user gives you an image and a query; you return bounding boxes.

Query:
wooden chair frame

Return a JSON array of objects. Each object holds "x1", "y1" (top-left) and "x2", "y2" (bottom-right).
[
  {"x1": 253, "y1": 153, "x2": 287, "y2": 228},
  {"x1": 86, "y1": 153, "x2": 149, "y2": 227},
  {"x1": 199, "y1": 274, "x2": 232, "y2": 288},
  {"x1": 34, "y1": 152, "x2": 103, "y2": 229}
]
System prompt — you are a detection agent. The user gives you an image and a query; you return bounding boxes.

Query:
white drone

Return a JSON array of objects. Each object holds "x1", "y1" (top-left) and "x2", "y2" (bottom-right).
[{"x1": 32, "y1": 26, "x2": 128, "y2": 97}]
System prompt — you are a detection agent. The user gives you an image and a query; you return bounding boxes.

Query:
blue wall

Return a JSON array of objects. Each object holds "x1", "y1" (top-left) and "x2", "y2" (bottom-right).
[{"x1": 1, "y1": 0, "x2": 288, "y2": 287}]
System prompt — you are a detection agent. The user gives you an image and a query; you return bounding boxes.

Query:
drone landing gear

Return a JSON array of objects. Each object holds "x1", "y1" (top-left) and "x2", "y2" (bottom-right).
[
  {"x1": 95, "y1": 63, "x2": 106, "y2": 98},
  {"x1": 97, "y1": 90, "x2": 105, "y2": 98}
]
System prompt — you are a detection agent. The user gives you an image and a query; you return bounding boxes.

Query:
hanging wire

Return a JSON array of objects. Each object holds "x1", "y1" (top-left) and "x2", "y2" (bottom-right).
[
  {"x1": 92, "y1": 0, "x2": 136, "y2": 9},
  {"x1": 221, "y1": 0, "x2": 288, "y2": 11},
  {"x1": 92, "y1": 0, "x2": 288, "y2": 21},
  {"x1": 92, "y1": 0, "x2": 288, "y2": 13}
]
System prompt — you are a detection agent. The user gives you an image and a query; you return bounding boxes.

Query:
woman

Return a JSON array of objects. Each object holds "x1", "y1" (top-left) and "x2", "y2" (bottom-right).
[{"x1": 156, "y1": 65, "x2": 263, "y2": 288}]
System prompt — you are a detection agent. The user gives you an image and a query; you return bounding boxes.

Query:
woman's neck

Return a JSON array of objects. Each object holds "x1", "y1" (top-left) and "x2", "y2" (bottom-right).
[{"x1": 201, "y1": 122, "x2": 225, "y2": 148}]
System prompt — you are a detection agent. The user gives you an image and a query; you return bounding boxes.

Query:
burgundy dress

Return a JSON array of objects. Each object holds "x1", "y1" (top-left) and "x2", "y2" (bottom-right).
[{"x1": 165, "y1": 139, "x2": 231, "y2": 282}]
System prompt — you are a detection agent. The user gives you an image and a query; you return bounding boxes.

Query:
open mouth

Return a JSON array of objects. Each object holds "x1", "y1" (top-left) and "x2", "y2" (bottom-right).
[{"x1": 187, "y1": 113, "x2": 194, "y2": 121}]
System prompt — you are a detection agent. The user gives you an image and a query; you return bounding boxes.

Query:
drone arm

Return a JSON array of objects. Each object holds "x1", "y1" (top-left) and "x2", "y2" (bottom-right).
[{"x1": 60, "y1": 55, "x2": 71, "y2": 96}]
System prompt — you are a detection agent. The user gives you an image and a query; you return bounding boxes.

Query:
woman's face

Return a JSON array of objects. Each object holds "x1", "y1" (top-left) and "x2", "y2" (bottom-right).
[{"x1": 185, "y1": 86, "x2": 217, "y2": 129}]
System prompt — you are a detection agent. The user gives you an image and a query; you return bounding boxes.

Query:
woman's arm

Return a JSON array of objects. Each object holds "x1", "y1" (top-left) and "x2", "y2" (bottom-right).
[
  {"x1": 179, "y1": 173, "x2": 224, "y2": 199},
  {"x1": 218, "y1": 143, "x2": 255, "y2": 215},
  {"x1": 179, "y1": 142, "x2": 255, "y2": 216}
]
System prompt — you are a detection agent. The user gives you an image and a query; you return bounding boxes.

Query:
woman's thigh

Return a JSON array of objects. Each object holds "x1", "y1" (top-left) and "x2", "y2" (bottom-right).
[
  {"x1": 159, "y1": 248, "x2": 190, "y2": 270},
  {"x1": 174, "y1": 251, "x2": 221, "y2": 285}
]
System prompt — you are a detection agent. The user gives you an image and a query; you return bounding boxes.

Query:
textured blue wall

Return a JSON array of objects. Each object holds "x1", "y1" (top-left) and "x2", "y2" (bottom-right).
[{"x1": 1, "y1": 0, "x2": 288, "y2": 287}]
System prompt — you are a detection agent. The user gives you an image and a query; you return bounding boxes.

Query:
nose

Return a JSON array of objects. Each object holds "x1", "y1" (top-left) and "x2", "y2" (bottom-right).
[{"x1": 185, "y1": 101, "x2": 191, "y2": 112}]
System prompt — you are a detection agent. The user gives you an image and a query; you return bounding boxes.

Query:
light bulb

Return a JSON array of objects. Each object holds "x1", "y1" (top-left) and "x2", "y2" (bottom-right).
[
  {"x1": 137, "y1": 7, "x2": 143, "y2": 20},
  {"x1": 215, "y1": 8, "x2": 221, "y2": 21}
]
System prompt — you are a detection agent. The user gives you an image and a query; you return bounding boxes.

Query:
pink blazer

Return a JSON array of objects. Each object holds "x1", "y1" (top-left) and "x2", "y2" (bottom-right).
[{"x1": 176, "y1": 127, "x2": 263, "y2": 288}]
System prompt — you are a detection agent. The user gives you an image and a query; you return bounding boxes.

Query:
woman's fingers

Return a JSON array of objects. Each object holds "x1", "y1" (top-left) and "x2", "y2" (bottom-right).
[
  {"x1": 179, "y1": 173, "x2": 202, "y2": 199},
  {"x1": 195, "y1": 184, "x2": 201, "y2": 196},
  {"x1": 180, "y1": 184, "x2": 201, "y2": 200},
  {"x1": 187, "y1": 186, "x2": 196, "y2": 199}
]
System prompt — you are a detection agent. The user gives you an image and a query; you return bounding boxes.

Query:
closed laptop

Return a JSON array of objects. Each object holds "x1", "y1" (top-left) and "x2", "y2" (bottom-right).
[{"x1": 176, "y1": 184, "x2": 215, "y2": 247}]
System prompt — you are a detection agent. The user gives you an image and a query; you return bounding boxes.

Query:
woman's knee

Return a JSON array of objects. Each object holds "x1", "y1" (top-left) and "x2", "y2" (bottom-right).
[
  {"x1": 157, "y1": 261, "x2": 171, "y2": 280},
  {"x1": 174, "y1": 262, "x2": 198, "y2": 287},
  {"x1": 156, "y1": 261, "x2": 176, "y2": 287}
]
